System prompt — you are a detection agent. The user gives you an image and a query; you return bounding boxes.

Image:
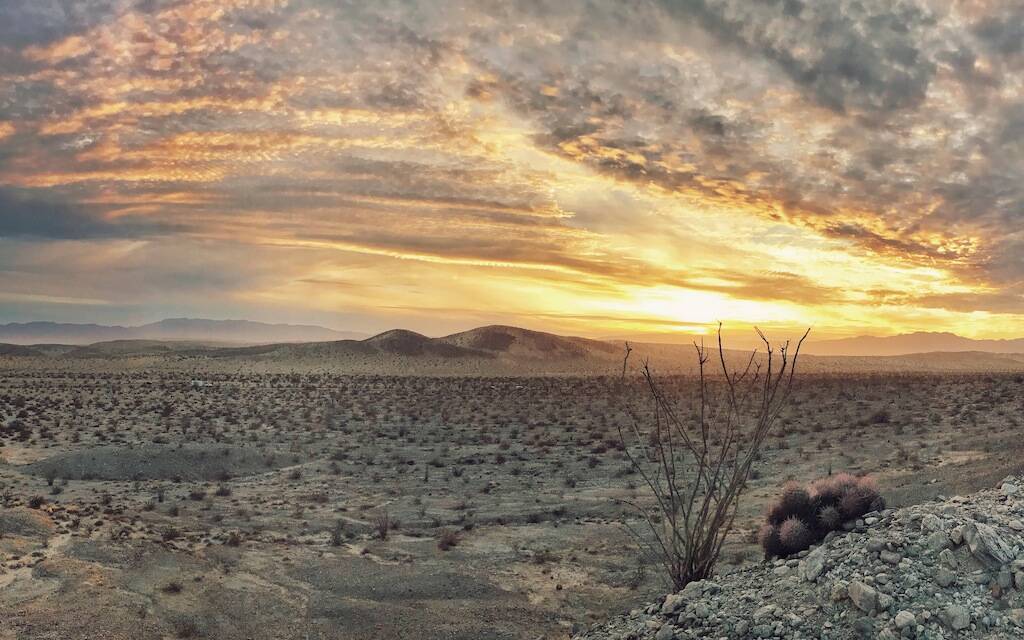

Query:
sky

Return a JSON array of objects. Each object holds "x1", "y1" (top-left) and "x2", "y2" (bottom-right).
[{"x1": 0, "y1": 0, "x2": 1023, "y2": 341}]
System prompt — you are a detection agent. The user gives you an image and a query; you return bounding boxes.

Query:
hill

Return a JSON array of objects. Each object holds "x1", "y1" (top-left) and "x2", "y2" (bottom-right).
[
  {"x1": 4, "y1": 324, "x2": 1024, "y2": 375},
  {"x1": 577, "y1": 476, "x2": 1024, "y2": 640},
  {"x1": 0, "y1": 318, "x2": 366, "y2": 345},
  {"x1": 806, "y1": 331, "x2": 1024, "y2": 356}
]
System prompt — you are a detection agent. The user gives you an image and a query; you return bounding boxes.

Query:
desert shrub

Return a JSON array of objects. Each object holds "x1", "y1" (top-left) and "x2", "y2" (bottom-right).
[
  {"x1": 374, "y1": 511, "x2": 390, "y2": 540},
  {"x1": 437, "y1": 528, "x2": 460, "y2": 551},
  {"x1": 760, "y1": 473, "x2": 884, "y2": 558},
  {"x1": 869, "y1": 409, "x2": 891, "y2": 424},
  {"x1": 330, "y1": 520, "x2": 345, "y2": 547},
  {"x1": 27, "y1": 495, "x2": 45, "y2": 509},
  {"x1": 161, "y1": 581, "x2": 183, "y2": 594},
  {"x1": 618, "y1": 325, "x2": 809, "y2": 590}
]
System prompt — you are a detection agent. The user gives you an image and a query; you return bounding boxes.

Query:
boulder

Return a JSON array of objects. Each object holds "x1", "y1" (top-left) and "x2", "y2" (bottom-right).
[
  {"x1": 963, "y1": 522, "x2": 1014, "y2": 567},
  {"x1": 848, "y1": 581, "x2": 878, "y2": 614}
]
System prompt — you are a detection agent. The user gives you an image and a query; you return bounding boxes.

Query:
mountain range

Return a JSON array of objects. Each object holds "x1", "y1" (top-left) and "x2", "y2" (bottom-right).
[
  {"x1": 804, "y1": 331, "x2": 1024, "y2": 356},
  {"x1": 3, "y1": 323, "x2": 1024, "y2": 375},
  {"x1": 0, "y1": 318, "x2": 367, "y2": 345},
  {"x1": 2, "y1": 320, "x2": 1024, "y2": 368}
]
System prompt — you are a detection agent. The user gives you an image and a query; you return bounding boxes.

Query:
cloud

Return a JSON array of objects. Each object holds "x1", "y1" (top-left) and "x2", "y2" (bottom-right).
[
  {"x1": 1, "y1": 0, "x2": 1024, "y2": 334},
  {"x1": 0, "y1": 187, "x2": 173, "y2": 239}
]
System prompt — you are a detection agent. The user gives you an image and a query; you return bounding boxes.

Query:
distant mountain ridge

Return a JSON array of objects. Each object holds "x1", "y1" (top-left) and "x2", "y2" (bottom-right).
[
  {"x1": 0, "y1": 318, "x2": 367, "y2": 345},
  {"x1": 6, "y1": 324, "x2": 1024, "y2": 375},
  {"x1": 805, "y1": 331, "x2": 1024, "y2": 356}
]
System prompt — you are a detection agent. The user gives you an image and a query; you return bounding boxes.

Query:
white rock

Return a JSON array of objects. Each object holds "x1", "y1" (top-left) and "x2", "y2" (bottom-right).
[
  {"x1": 848, "y1": 581, "x2": 878, "y2": 614},
  {"x1": 895, "y1": 610, "x2": 916, "y2": 629}
]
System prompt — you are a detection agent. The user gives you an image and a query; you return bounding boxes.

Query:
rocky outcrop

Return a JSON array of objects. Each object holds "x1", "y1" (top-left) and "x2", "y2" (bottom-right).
[{"x1": 576, "y1": 476, "x2": 1024, "y2": 639}]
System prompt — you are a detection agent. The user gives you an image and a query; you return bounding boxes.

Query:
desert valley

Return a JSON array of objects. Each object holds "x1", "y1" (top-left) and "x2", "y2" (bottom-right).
[
  {"x1": 4, "y1": 0, "x2": 1024, "y2": 638},
  {"x1": 3, "y1": 324, "x2": 1024, "y2": 639}
]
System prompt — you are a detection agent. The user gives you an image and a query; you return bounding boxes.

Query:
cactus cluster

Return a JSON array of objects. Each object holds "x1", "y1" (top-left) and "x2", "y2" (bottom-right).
[{"x1": 758, "y1": 473, "x2": 884, "y2": 558}]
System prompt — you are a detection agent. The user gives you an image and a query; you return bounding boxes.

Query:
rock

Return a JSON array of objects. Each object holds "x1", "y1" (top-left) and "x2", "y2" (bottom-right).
[
  {"x1": 1009, "y1": 609, "x2": 1024, "y2": 627},
  {"x1": 895, "y1": 610, "x2": 916, "y2": 629},
  {"x1": 877, "y1": 592, "x2": 894, "y2": 611},
  {"x1": 963, "y1": 522, "x2": 1015, "y2": 567},
  {"x1": 998, "y1": 567, "x2": 1013, "y2": 589},
  {"x1": 848, "y1": 581, "x2": 878, "y2": 614},
  {"x1": 938, "y1": 548, "x2": 957, "y2": 568},
  {"x1": 950, "y1": 526, "x2": 964, "y2": 545},
  {"x1": 831, "y1": 581, "x2": 849, "y2": 602},
  {"x1": 925, "y1": 530, "x2": 950, "y2": 551},
  {"x1": 941, "y1": 604, "x2": 970, "y2": 631},
  {"x1": 1001, "y1": 482, "x2": 1019, "y2": 497},
  {"x1": 801, "y1": 546, "x2": 827, "y2": 582},
  {"x1": 880, "y1": 550, "x2": 902, "y2": 565},
  {"x1": 572, "y1": 476, "x2": 1024, "y2": 640},
  {"x1": 684, "y1": 577, "x2": 716, "y2": 598},
  {"x1": 921, "y1": 514, "x2": 945, "y2": 532},
  {"x1": 752, "y1": 604, "x2": 777, "y2": 623},
  {"x1": 935, "y1": 567, "x2": 956, "y2": 587},
  {"x1": 660, "y1": 594, "x2": 684, "y2": 615},
  {"x1": 852, "y1": 616, "x2": 874, "y2": 638}
]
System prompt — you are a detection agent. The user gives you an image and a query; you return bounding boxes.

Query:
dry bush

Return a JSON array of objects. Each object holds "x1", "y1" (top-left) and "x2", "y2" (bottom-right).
[
  {"x1": 618, "y1": 325, "x2": 808, "y2": 590},
  {"x1": 437, "y1": 528, "x2": 460, "y2": 551},
  {"x1": 374, "y1": 511, "x2": 391, "y2": 540}
]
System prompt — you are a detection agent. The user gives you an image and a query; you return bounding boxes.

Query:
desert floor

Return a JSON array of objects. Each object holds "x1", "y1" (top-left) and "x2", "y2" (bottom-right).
[{"x1": 2, "y1": 369, "x2": 1022, "y2": 639}]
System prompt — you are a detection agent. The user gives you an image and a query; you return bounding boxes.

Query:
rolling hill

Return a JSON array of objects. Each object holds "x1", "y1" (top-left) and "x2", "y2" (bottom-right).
[{"x1": 4, "y1": 324, "x2": 1024, "y2": 376}]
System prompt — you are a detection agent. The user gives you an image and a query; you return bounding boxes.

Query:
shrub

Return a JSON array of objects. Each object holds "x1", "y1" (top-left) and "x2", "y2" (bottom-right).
[
  {"x1": 161, "y1": 581, "x2": 183, "y2": 594},
  {"x1": 437, "y1": 529, "x2": 460, "y2": 551},
  {"x1": 330, "y1": 520, "x2": 345, "y2": 547},
  {"x1": 761, "y1": 473, "x2": 884, "y2": 558},
  {"x1": 618, "y1": 325, "x2": 809, "y2": 589},
  {"x1": 374, "y1": 511, "x2": 390, "y2": 540}
]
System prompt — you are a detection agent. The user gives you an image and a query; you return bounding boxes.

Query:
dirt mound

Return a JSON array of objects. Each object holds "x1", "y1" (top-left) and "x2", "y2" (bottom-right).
[
  {"x1": 23, "y1": 444, "x2": 288, "y2": 481},
  {"x1": 578, "y1": 476, "x2": 1024, "y2": 640}
]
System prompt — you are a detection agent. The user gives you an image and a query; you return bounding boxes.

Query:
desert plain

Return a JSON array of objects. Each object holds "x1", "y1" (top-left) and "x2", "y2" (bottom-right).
[{"x1": 2, "y1": 326, "x2": 1024, "y2": 639}]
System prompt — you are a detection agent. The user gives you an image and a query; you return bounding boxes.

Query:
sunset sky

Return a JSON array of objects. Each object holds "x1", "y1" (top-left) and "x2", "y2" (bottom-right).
[{"x1": 1, "y1": 0, "x2": 1023, "y2": 340}]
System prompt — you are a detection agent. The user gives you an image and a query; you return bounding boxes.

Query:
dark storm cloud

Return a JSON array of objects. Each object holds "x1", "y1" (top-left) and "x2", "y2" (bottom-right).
[
  {"x1": 659, "y1": 0, "x2": 939, "y2": 113},
  {"x1": 0, "y1": 1, "x2": 118, "y2": 49},
  {"x1": 0, "y1": 187, "x2": 173, "y2": 239}
]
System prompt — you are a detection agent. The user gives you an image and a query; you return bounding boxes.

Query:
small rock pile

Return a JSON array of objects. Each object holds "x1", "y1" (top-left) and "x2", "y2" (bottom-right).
[{"x1": 576, "y1": 477, "x2": 1024, "y2": 640}]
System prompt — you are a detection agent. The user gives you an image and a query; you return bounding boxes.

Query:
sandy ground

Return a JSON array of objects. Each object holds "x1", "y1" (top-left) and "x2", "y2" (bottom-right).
[{"x1": 2, "y1": 364, "x2": 1023, "y2": 638}]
